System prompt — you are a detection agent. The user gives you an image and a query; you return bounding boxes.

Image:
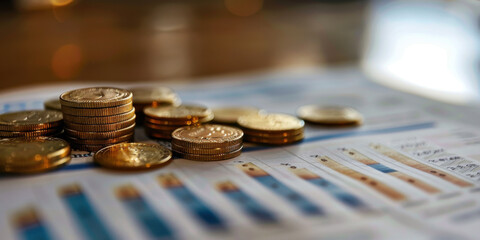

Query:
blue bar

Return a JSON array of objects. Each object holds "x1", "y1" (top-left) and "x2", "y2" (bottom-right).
[
  {"x1": 62, "y1": 191, "x2": 114, "y2": 240},
  {"x1": 222, "y1": 190, "x2": 277, "y2": 223},
  {"x1": 368, "y1": 163, "x2": 397, "y2": 174},
  {"x1": 121, "y1": 196, "x2": 175, "y2": 240},
  {"x1": 253, "y1": 175, "x2": 324, "y2": 216},
  {"x1": 167, "y1": 186, "x2": 226, "y2": 230},
  {"x1": 306, "y1": 178, "x2": 367, "y2": 209},
  {"x1": 18, "y1": 222, "x2": 53, "y2": 240}
]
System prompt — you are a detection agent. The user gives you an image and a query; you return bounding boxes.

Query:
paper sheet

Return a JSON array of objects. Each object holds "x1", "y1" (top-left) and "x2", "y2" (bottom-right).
[{"x1": 1, "y1": 66, "x2": 480, "y2": 240}]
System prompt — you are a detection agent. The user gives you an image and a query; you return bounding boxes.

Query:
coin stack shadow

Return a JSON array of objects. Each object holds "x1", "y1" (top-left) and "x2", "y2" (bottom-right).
[
  {"x1": 171, "y1": 124, "x2": 243, "y2": 161},
  {"x1": 0, "y1": 110, "x2": 64, "y2": 138},
  {"x1": 60, "y1": 89, "x2": 136, "y2": 152},
  {"x1": 143, "y1": 105, "x2": 213, "y2": 140}
]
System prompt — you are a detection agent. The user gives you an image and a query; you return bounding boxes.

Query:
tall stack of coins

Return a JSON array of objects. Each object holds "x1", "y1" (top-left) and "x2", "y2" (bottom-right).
[
  {"x1": 238, "y1": 113, "x2": 305, "y2": 145},
  {"x1": 297, "y1": 105, "x2": 363, "y2": 126},
  {"x1": 60, "y1": 87, "x2": 136, "y2": 152},
  {"x1": 130, "y1": 87, "x2": 181, "y2": 124},
  {"x1": 172, "y1": 124, "x2": 243, "y2": 161},
  {"x1": 144, "y1": 105, "x2": 214, "y2": 139},
  {"x1": 0, "y1": 137, "x2": 71, "y2": 174},
  {"x1": 0, "y1": 110, "x2": 63, "y2": 138}
]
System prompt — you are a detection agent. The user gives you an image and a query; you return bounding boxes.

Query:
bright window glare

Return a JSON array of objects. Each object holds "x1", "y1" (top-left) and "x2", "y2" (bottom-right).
[{"x1": 362, "y1": 0, "x2": 480, "y2": 104}]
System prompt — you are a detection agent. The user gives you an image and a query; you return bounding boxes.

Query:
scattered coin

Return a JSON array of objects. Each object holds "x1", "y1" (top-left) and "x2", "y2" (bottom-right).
[
  {"x1": 0, "y1": 110, "x2": 63, "y2": 131},
  {"x1": 212, "y1": 106, "x2": 261, "y2": 124},
  {"x1": 297, "y1": 105, "x2": 363, "y2": 126},
  {"x1": 0, "y1": 137, "x2": 71, "y2": 174},
  {"x1": 94, "y1": 143, "x2": 172, "y2": 170}
]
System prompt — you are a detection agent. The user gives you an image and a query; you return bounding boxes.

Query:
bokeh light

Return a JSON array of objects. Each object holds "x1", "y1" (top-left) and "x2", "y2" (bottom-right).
[
  {"x1": 225, "y1": 0, "x2": 263, "y2": 17},
  {"x1": 51, "y1": 44, "x2": 83, "y2": 80}
]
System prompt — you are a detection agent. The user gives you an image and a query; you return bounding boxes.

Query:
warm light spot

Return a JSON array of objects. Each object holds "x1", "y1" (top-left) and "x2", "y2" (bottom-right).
[
  {"x1": 51, "y1": 0, "x2": 74, "y2": 7},
  {"x1": 51, "y1": 44, "x2": 83, "y2": 79},
  {"x1": 225, "y1": 0, "x2": 263, "y2": 17}
]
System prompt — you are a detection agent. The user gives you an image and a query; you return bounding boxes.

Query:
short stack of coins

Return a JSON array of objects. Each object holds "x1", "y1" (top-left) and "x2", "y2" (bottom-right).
[
  {"x1": 238, "y1": 113, "x2": 305, "y2": 145},
  {"x1": 130, "y1": 87, "x2": 181, "y2": 124},
  {"x1": 60, "y1": 87, "x2": 136, "y2": 152},
  {"x1": 144, "y1": 105, "x2": 214, "y2": 139},
  {"x1": 172, "y1": 124, "x2": 243, "y2": 161},
  {"x1": 0, "y1": 110, "x2": 63, "y2": 138}
]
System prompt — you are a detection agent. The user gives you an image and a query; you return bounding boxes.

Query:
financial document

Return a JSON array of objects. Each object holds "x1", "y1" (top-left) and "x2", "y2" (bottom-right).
[{"x1": 1, "y1": 66, "x2": 480, "y2": 240}]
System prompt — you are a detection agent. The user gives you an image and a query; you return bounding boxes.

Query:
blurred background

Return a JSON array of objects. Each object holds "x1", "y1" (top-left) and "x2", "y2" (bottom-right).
[{"x1": 0, "y1": 0, "x2": 479, "y2": 104}]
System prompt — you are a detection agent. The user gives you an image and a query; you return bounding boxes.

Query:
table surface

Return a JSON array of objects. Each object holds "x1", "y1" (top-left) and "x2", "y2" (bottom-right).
[{"x1": 0, "y1": 0, "x2": 366, "y2": 90}]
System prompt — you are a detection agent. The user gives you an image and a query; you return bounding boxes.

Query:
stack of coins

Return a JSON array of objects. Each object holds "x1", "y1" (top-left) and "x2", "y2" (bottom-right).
[
  {"x1": 297, "y1": 105, "x2": 363, "y2": 126},
  {"x1": 130, "y1": 87, "x2": 181, "y2": 124},
  {"x1": 238, "y1": 113, "x2": 305, "y2": 145},
  {"x1": 0, "y1": 110, "x2": 63, "y2": 138},
  {"x1": 44, "y1": 99, "x2": 62, "y2": 112},
  {"x1": 144, "y1": 105, "x2": 214, "y2": 139},
  {"x1": 212, "y1": 106, "x2": 261, "y2": 125},
  {"x1": 172, "y1": 124, "x2": 243, "y2": 161},
  {"x1": 60, "y1": 87, "x2": 136, "y2": 152},
  {"x1": 0, "y1": 137, "x2": 71, "y2": 174}
]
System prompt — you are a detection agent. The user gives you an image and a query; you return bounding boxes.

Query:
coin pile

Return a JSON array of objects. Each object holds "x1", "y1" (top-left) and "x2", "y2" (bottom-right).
[
  {"x1": 144, "y1": 104, "x2": 214, "y2": 139},
  {"x1": 60, "y1": 87, "x2": 136, "y2": 152},
  {"x1": 0, "y1": 137, "x2": 71, "y2": 174},
  {"x1": 94, "y1": 143, "x2": 172, "y2": 170},
  {"x1": 212, "y1": 106, "x2": 261, "y2": 125},
  {"x1": 238, "y1": 113, "x2": 305, "y2": 145},
  {"x1": 297, "y1": 105, "x2": 363, "y2": 126},
  {"x1": 172, "y1": 124, "x2": 243, "y2": 161},
  {"x1": 0, "y1": 110, "x2": 63, "y2": 138},
  {"x1": 130, "y1": 87, "x2": 181, "y2": 124}
]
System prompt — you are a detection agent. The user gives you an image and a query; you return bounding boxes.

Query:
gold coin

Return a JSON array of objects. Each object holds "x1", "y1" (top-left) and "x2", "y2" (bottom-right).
[
  {"x1": 61, "y1": 103, "x2": 133, "y2": 116},
  {"x1": 62, "y1": 108, "x2": 135, "y2": 124},
  {"x1": 172, "y1": 142, "x2": 242, "y2": 155},
  {"x1": 212, "y1": 106, "x2": 261, "y2": 124},
  {"x1": 144, "y1": 122, "x2": 184, "y2": 131},
  {"x1": 0, "y1": 110, "x2": 63, "y2": 131},
  {"x1": 0, "y1": 128, "x2": 62, "y2": 138},
  {"x1": 172, "y1": 124, "x2": 243, "y2": 148},
  {"x1": 0, "y1": 137, "x2": 71, "y2": 173},
  {"x1": 64, "y1": 124, "x2": 135, "y2": 139},
  {"x1": 144, "y1": 104, "x2": 212, "y2": 121},
  {"x1": 130, "y1": 87, "x2": 181, "y2": 106},
  {"x1": 66, "y1": 133, "x2": 134, "y2": 145},
  {"x1": 237, "y1": 113, "x2": 304, "y2": 133},
  {"x1": 94, "y1": 143, "x2": 172, "y2": 170},
  {"x1": 44, "y1": 98, "x2": 62, "y2": 111},
  {"x1": 70, "y1": 143, "x2": 113, "y2": 152},
  {"x1": 176, "y1": 147, "x2": 242, "y2": 161},
  {"x1": 244, "y1": 133, "x2": 304, "y2": 145},
  {"x1": 64, "y1": 116, "x2": 136, "y2": 132},
  {"x1": 60, "y1": 87, "x2": 133, "y2": 108},
  {"x1": 297, "y1": 105, "x2": 363, "y2": 125}
]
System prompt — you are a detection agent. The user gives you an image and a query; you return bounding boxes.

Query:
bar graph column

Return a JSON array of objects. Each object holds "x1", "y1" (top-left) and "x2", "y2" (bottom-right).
[
  {"x1": 58, "y1": 184, "x2": 114, "y2": 240},
  {"x1": 157, "y1": 173, "x2": 227, "y2": 230},
  {"x1": 115, "y1": 184, "x2": 175, "y2": 240},
  {"x1": 236, "y1": 163, "x2": 324, "y2": 216},
  {"x1": 316, "y1": 156, "x2": 406, "y2": 202},
  {"x1": 288, "y1": 167, "x2": 368, "y2": 210},
  {"x1": 370, "y1": 144, "x2": 472, "y2": 187},
  {"x1": 342, "y1": 149, "x2": 440, "y2": 194},
  {"x1": 11, "y1": 207, "x2": 53, "y2": 240},
  {"x1": 216, "y1": 181, "x2": 277, "y2": 224}
]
